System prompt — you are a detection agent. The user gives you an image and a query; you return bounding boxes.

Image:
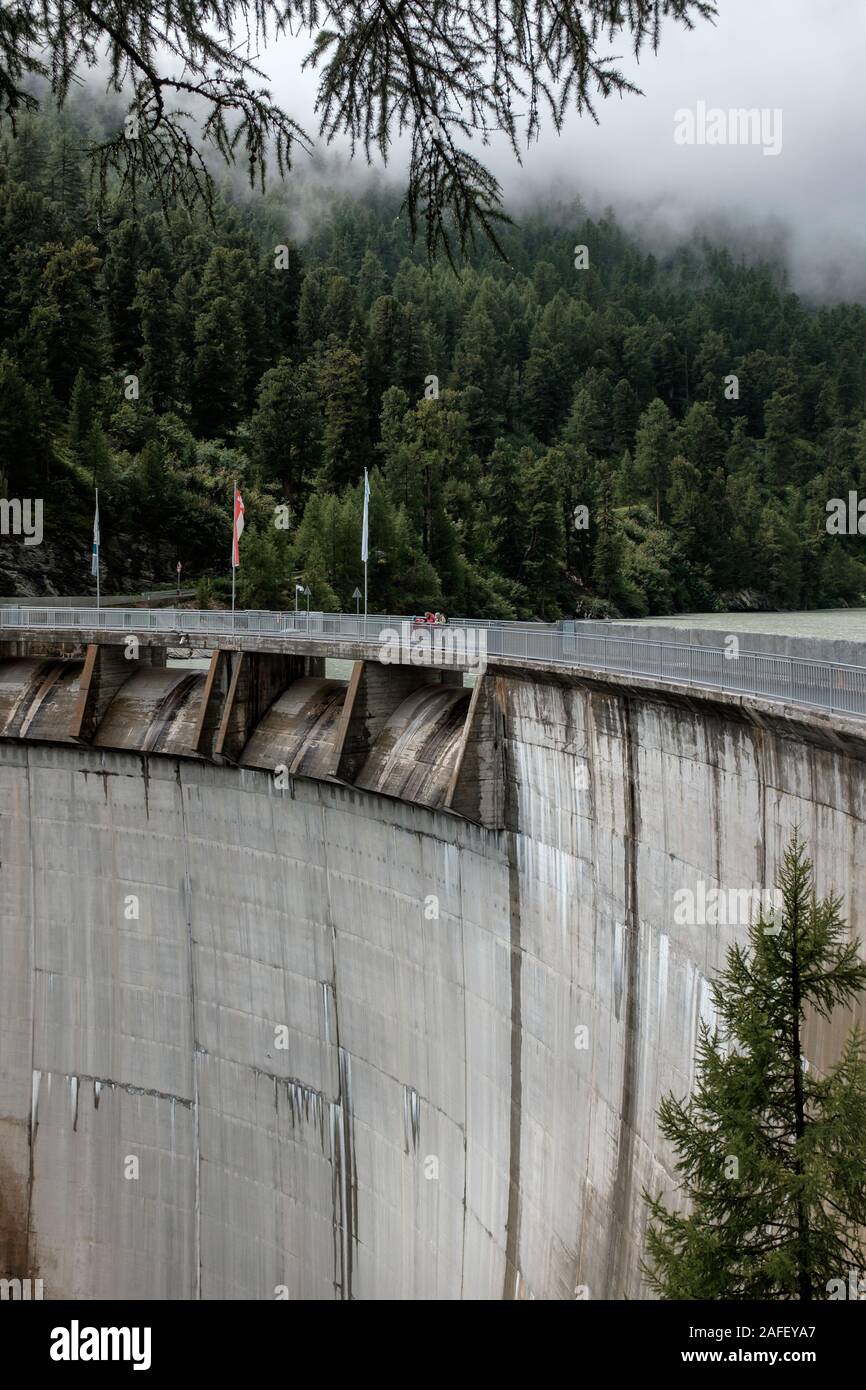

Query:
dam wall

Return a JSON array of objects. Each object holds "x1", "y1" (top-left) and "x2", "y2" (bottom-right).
[{"x1": 1, "y1": 667, "x2": 864, "y2": 1300}]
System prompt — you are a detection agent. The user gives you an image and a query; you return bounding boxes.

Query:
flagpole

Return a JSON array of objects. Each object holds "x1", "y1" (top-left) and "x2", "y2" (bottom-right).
[
  {"x1": 231, "y1": 479, "x2": 236, "y2": 630},
  {"x1": 94, "y1": 487, "x2": 100, "y2": 609},
  {"x1": 361, "y1": 468, "x2": 370, "y2": 623}
]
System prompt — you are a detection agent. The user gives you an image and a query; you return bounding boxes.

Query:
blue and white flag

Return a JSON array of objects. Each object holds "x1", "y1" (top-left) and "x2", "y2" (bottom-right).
[
  {"x1": 361, "y1": 469, "x2": 370, "y2": 563},
  {"x1": 91, "y1": 491, "x2": 100, "y2": 576}
]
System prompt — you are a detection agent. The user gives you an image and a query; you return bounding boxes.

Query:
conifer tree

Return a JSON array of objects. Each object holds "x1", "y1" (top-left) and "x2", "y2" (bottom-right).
[
  {"x1": 592, "y1": 464, "x2": 624, "y2": 604},
  {"x1": 103, "y1": 220, "x2": 144, "y2": 365},
  {"x1": 634, "y1": 397, "x2": 675, "y2": 523},
  {"x1": 67, "y1": 367, "x2": 96, "y2": 456},
  {"x1": 644, "y1": 832, "x2": 866, "y2": 1300},
  {"x1": 483, "y1": 439, "x2": 529, "y2": 587},
  {"x1": 521, "y1": 450, "x2": 565, "y2": 617},
  {"x1": 0, "y1": 2, "x2": 714, "y2": 257},
  {"x1": 45, "y1": 126, "x2": 86, "y2": 227},
  {"x1": 192, "y1": 295, "x2": 246, "y2": 438},
  {"x1": 134, "y1": 268, "x2": 176, "y2": 414},
  {"x1": 316, "y1": 343, "x2": 368, "y2": 491},
  {"x1": 0, "y1": 352, "x2": 50, "y2": 490},
  {"x1": 30, "y1": 237, "x2": 107, "y2": 398},
  {"x1": 250, "y1": 357, "x2": 322, "y2": 502}
]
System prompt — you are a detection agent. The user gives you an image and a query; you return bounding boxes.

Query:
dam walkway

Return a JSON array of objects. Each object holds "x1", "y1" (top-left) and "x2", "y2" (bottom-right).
[{"x1": 1, "y1": 603, "x2": 865, "y2": 721}]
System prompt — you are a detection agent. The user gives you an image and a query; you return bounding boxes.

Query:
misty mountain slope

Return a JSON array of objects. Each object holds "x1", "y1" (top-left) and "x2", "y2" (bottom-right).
[{"x1": 2, "y1": 101, "x2": 866, "y2": 618}]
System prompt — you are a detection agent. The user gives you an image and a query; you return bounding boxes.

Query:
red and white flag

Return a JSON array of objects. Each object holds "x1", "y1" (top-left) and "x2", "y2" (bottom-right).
[{"x1": 231, "y1": 486, "x2": 245, "y2": 568}]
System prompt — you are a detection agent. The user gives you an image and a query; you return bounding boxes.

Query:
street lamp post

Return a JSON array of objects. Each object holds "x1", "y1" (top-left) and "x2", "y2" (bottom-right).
[{"x1": 305, "y1": 585, "x2": 311, "y2": 630}]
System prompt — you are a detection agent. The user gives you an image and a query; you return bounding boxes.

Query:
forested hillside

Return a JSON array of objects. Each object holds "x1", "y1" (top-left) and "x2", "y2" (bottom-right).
[{"x1": 3, "y1": 100, "x2": 866, "y2": 616}]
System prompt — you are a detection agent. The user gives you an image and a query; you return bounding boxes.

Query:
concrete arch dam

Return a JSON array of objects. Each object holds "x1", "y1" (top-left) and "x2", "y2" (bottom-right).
[{"x1": 0, "y1": 629, "x2": 864, "y2": 1300}]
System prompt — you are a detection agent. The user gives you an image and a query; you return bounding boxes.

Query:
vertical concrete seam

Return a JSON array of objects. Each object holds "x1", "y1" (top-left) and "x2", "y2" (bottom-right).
[
  {"x1": 176, "y1": 761, "x2": 201, "y2": 1299},
  {"x1": 605, "y1": 694, "x2": 642, "y2": 1298},
  {"x1": 499, "y1": 676, "x2": 523, "y2": 1300},
  {"x1": 458, "y1": 840, "x2": 468, "y2": 1300},
  {"x1": 755, "y1": 725, "x2": 767, "y2": 889},
  {"x1": 710, "y1": 723, "x2": 722, "y2": 886},
  {"x1": 577, "y1": 685, "x2": 598, "y2": 1290},
  {"x1": 320, "y1": 797, "x2": 356, "y2": 1301},
  {"x1": 24, "y1": 745, "x2": 37, "y2": 1279}
]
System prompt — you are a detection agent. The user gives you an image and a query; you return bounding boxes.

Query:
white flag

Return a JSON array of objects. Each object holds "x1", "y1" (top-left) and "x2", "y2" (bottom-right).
[
  {"x1": 91, "y1": 492, "x2": 100, "y2": 576},
  {"x1": 361, "y1": 469, "x2": 370, "y2": 563}
]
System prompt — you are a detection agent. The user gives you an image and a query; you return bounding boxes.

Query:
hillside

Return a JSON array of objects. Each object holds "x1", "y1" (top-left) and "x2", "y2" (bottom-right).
[{"x1": 2, "y1": 100, "x2": 866, "y2": 617}]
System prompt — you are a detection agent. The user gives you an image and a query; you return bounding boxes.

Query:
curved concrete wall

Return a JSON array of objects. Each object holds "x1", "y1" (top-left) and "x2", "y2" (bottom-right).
[
  {"x1": 355, "y1": 685, "x2": 471, "y2": 807},
  {"x1": 0, "y1": 671, "x2": 864, "y2": 1299}
]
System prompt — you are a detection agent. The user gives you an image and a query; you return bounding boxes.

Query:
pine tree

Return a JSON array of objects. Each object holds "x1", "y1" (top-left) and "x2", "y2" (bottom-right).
[
  {"x1": 611, "y1": 377, "x2": 640, "y2": 454},
  {"x1": 644, "y1": 832, "x2": 866, "y2": 1300},
  {"x1": 8, "y1": 116, "x2": 46, "y2": 190},
  {"x1": 237, "y1": 528, "x2": 292, "y2": 609},
  {"x1": 45, "y1": 127, "x2": 86, "y2": 228},
  {"x1": 80, "y1": 421, "x2": 111, "y2": 489},
  {"x1": 134, "y1": 268, "x2": 176, "y2": 414},
  {"x1": 0, "y1": 352, "x2": 50, "y2": 491},
  {"x1": 30, "y1": 238, "x2": 107, "y2": 398},
  {"x1": 592, "y1": 464, "x2": 624, "y2": 605},
  {"x1": 357, "y1": 250, "x2": 391, "y2": 312},
  {"x1": 677, "y1": 400, "x2": 726, "y2": 475},
  {"x1": 172, "y1": 269, "x2": 199, "y2": 405},
  {"x1": 552, "y1": 442, "x2": 598, "y2": 600},
  {"x1": 483, "y1": 439, "x2": 529, "y2": 586},
  {"x1": 297, "y1": 267, "x2": 329, "y2": 355},
  {"x1": 634, "y1": 397, "x2": 675, "y2": 523},
  {"x1": 250, "y1": 357, "x2": 322, "y2": 502},
  {"x1": 521, "y1": 451, "x2": 565, "y2": 617},
  {"x1": 761, "y1": 504, "x2": 802, "y2": 608},
  {"x1": 522, "y1": 344, "x2": 571, "y2": 444},
  {"x1": 563, "y1": 380, "x2": 609, "y2": 458},
  {"x1": 366, "y1": 295, "x2": 422, "y2": 424},
  {"x1": 67, "y1": 367, "x2": 97, "y2": 456},
  {"x1": 262, "y1": 242, "x2": 303, "y2": 359},
  {"x1": 207, "y1": 246, "x2": 267, "y2": 410},
  {"x1": 316, "y1": 343, "x2": 368, "y2": 490},
  {"x1": 103, "y1": 220, "x2": 144, "y2": 366},
  {"x1": 297, "y1": 532, "x2": 340, "y2": 612},
  {"x1": 192, "y1": 295, "x2": 246, "y2": 438}
]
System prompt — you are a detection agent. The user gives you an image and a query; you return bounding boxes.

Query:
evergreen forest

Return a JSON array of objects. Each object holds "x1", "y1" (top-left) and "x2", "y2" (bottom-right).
[{"x1": 3, "y1": 99, "x2": 866, "y2": 618}]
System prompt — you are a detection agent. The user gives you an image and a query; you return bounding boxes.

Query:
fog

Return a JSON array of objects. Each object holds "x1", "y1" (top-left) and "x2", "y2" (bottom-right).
[{"x1": 252, "y1": 0, "x2": 866, "y2": 300}]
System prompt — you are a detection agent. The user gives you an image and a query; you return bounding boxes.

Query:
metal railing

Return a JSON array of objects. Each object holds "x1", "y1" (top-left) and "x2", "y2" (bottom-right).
[
  {"x1": 1, "y1": 605, "x2": 865, "y2": 720},
  {"x1": 0, "y1": 590, "x2": 197, "y2": 609}
]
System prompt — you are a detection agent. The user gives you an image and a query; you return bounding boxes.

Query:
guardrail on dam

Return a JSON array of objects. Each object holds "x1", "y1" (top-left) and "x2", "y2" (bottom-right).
[
  {"x1": 0, "y1": 610, "x2": 864, "y2": 1299},
  {"x1": 3, "y1": 603, "x2": 866, "y2": 717}
]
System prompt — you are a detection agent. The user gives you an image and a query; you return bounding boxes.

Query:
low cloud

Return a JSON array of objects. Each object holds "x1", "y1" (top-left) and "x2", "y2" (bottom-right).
[{"x1": 256, "y1": 0, "x2": 866, "y2": 301}]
